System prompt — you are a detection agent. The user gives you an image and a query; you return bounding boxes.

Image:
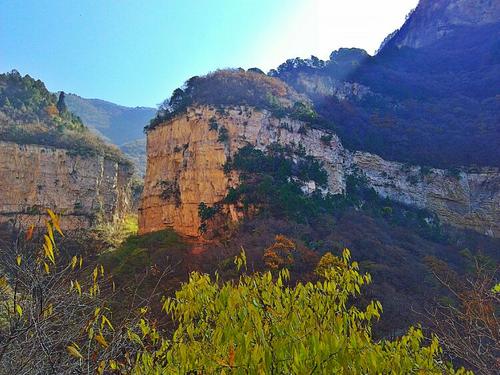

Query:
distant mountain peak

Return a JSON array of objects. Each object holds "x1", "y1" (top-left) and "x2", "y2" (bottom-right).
[{"x1": 384, "y1": 0, "x2": 500, "y2": 49}]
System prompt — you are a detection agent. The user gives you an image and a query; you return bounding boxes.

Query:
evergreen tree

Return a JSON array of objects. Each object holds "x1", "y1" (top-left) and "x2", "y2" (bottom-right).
[{"x1": 56, "y1": 91, "x2": 67, "y2": 114}]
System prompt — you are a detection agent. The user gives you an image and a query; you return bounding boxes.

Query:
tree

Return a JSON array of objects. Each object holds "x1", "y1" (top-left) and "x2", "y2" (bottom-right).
[
  {"x1": 129, "y1": 249, "x2": 467, "y2": 374},
  {"x1": 425, "y1": 255, "x2": 499, "y2": 374},
  {"x1": 262, "y1": 234, "x2": 295, "y2": 270},
  {"x1": 0, "y1": 211, "x2": 137, "y2": 374},
  {"x1": 56, "y1": 91, "x2": 67, "y2": 114}
]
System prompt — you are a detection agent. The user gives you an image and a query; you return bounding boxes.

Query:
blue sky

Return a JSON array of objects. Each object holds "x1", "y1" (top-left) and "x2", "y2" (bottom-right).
[{"x1": 1, "y1": 0, "x2": 418, "y2": 107}]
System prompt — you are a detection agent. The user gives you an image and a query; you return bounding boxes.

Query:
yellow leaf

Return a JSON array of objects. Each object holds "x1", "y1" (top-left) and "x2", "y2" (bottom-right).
[
  {"x1": 43, "y1": 303, "x2": 53, "y2": 318},
  {"x1": 101, "y1": 315, "x2": 114, "y2": 331},
  {"x1": 74, "y1": 280, "x2": 82, "y2": 296},
  {"x1": 70, "y1": 256, "x2": 77, "y2": 270},
  {"x1": 15, "y1": 304, "x2": 22, "y2": 317},
  {"x1": 97, "y1": 361, "x2": 105, "y2": 375},
  {"x1": 95, "y1": 333, "x2": 109, "y2": 348},
  {"x1": 44, "y1": 235, "x2": 55, "y2": 264},
  {"x1": 47, "y1": 208, "x2": 57, "y2": 222},
  {"x1": 0, "y1": 277, "x2": 8, "y2": 290},
  {"x1": 46, "y1": 221, "x2": 54, "y2": 245},
  {"x1": 43, "y1": 262, "x2": 50, "y2": 274},
  {"x1": 47, "y1": 209, "x2": 64, "y2": 236},
  {"x1": 67, "y1": 344, "x2": 83, "y2": 359},
  {"x1": 16, "y1": 255, "x2": 21, "y2": 266}
]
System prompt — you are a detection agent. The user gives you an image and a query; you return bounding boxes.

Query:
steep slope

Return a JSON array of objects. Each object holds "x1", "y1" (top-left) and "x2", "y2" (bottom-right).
[
  {"x1": 65, "y1": 94, "x2": 155, "y2": 175},
  {"x1": 386, "y1": 0, "x2": 500, "y2": 49},
  {"x1": 65, "y1": 94, "x2": 155, "y2": 145},
  {"x1": 270, "y1": 0, "x2": 500, "y2": 168},
  {"x1": 0, "y1": 71, "x2": 133, "y2": 229}
]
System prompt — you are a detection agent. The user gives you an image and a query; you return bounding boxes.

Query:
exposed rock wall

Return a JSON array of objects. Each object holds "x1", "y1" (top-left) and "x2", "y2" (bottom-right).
[
  {"x1": 350, "y1": 152, "x2": 500, "y2": 237},
  {"x1": 140, "y1": 106, "x2": 500, "y2": 238},
  {"x1": 0, "y1": 141, "x2": 133, "y2": 229},
  {"x1": 389, "y1": 0, "x2": 500, "y2": 49}
]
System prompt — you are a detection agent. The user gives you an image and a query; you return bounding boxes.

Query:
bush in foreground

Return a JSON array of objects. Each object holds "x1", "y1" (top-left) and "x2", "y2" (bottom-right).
[
  {"x1": 0, "y1": 212, "x2": 469, "y2": 374},
  {"x1": 130, "y1": 250, "x2": 467, "y2": 374}
]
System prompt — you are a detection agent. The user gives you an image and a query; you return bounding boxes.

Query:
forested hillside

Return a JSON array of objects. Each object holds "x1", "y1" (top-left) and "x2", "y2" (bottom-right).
[
  {"x1": 0, "y1": 70, "x2": 128, "y2": 163},
  {"x1": 271, "y1": 0, "x2": 500, "y2": 168}
]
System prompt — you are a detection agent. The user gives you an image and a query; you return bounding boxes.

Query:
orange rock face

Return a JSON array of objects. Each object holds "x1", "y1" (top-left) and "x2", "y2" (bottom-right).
[
  {"x1": 0, "y1": 141, "x2": 133, "y2": 230},
  {"x1": 139, "y1": 106, "x2": 346, "y2": 237},
  {"x1": 140, "y1": 106, "x2": 500, "y2": 238}
]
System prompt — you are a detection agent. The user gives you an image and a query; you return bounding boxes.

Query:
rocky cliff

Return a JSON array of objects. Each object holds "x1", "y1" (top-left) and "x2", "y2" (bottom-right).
[
  {"x1": 0, "y1": 141, "x2": 133, "y2": 229},
  {"x1": 139, "y1": 106, "x2": 500, "y2": 238},
  {"x1": 387, "y1": 0, "x2": 500, "y2": 49}
]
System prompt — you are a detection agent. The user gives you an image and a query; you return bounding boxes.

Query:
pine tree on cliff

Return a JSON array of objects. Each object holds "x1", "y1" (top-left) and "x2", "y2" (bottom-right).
[{"x1": 56, "y1": 91, "x2": 67, "y2": 114}]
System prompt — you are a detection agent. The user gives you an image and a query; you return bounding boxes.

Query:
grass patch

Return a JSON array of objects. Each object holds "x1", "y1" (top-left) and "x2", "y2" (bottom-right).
[
  {"x1": 99, "y1": 229, "x2": 185, "y2": 282},
  {"x1": 93, "y1": 214, "x2": 139, "y2": 249}
]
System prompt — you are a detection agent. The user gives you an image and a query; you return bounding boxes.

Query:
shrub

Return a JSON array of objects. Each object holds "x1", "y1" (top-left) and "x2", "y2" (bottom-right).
[
  {"x1": 263, "y1": 234, "x2": 296, "y2": 270},
  {"x1": 320, "y1": 134, "x2": 333, "y2": 145},
  {"x1": 208, "y1": 116, "x2": 218, "y2": 131},
  {"x1": 0, "y1": 210, "x2": 135, "y2": 373},
  {"x1": 217, "y1": 126, "x2": 229, "y2": 143},
  {"x1": 146, "y1": 69, "x2": 315, "y2": 131},
  {"x1": 130, "y1": 249, "x2": 466, "y2": 374}
]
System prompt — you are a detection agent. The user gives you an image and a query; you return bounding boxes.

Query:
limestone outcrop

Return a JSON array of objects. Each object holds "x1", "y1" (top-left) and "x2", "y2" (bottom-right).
[
  {"x1": 0, "y1": 141, "x2": 133, "y2": 229},
  {"x1": 139, "y1": 106, "x2": 499, "y2": 238}
]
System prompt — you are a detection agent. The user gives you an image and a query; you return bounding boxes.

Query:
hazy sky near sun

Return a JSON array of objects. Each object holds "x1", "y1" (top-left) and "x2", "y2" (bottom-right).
[{"x1": 1, "y1": 0, "x2": 418, "y2": 107}]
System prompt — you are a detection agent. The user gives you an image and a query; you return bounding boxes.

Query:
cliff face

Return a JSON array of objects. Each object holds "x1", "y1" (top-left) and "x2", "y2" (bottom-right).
[
  {"x1": 0, "y1": 141, "x2": 133, "y2": 229},
  {"x1": 139, "y1": 106, "x2": 346, "y2": 237},
  {"x1": 140, "y1": 106, "x2": 500, "y2": 238},
  {"x1": 387, "y1": 0, "x2": 500, "y2": 49},
  {"x1": 350, "y1": 153, "x2": 500, "y2": 237}
]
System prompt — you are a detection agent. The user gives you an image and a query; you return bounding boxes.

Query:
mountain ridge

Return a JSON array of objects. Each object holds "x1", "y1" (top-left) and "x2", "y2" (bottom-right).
[
  {"x1": 65, "y1": 93, "x2": 155, "y2": 175},
  {"x1": 269, "y1": 0, "x2": 500, "y2": 169}
]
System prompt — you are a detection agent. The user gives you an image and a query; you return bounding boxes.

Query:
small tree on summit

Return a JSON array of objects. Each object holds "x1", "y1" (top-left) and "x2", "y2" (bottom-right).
[{"x1": 56, "y1": 91, "x2": 67, "y2": 114}]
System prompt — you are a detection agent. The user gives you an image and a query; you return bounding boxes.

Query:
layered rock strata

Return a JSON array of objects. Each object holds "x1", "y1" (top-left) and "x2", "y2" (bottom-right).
[
  {"x1": 0, "y1": 141, "x2": 133, "y2": 229},
  {"x1": 139, "y1": 106, "x2": 499, "y2": 237}
]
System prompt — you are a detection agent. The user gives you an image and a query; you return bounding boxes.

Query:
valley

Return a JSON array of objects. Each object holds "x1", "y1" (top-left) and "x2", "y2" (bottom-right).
[{"x1": 0, "y1": 0, "x2": 498, "y2": 373}]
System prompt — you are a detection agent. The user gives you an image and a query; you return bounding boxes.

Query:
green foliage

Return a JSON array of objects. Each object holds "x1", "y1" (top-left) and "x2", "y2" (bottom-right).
[
  {"x1": 224, "y1": 146, "x2": 444, "y2": 241},
  {"x1": 93, "y1": 214, "x2": 139, "y2": 249},
  {"x1": 0, "y1": 71, "x2": 131, "y2": 165},
  {"x1": 320, "y1": 134, "x2": 333, "y2": 145},
  {"x1": 131, "y1": 249, "x2": 465, "y2": 374},
  {"x1": 100, "y1": 229, "x2": 182, "y2": 282},
  {"x1": 217, "y1": 125, "x2": 229, "y2": 143},
  {"x1": 198, "y1": 202, "x2": 220, "y2": 222},
  {"x1": 208, "y1": 116, "x2": 219, "y2": 131},
  {"x1": 198, "y1": 202, "x2": 220, "y2": 233},
  {"x1": 222, "y1": 145, "x2": 331, "y2": 222}
]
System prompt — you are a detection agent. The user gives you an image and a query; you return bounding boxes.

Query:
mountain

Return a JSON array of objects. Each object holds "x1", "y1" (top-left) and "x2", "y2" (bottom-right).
[
  {"x1": 138, "y1": 69, "x2": 499, "y2": 339},
  {"x1": 65, "y1": 94, "x2": 155, "y2": 175},
  {"x1": 0, "y1": 70, "x2": 133, "y2": 229},
  {"x1": 65, "y1": 94, "x2": 155, "y2": 145},
  {"x1": 387, "y1": 0, "x2": 500, "y2": 49},
  {"x1": 270, "y1": 0, "x2": 500, "y2": 169}
]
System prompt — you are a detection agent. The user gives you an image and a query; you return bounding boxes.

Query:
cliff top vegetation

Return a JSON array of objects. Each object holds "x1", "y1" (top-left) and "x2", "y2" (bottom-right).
[
  {"x1": 147, "y1": 69, "x2": 320, "y2": 130},
  {"x1": 0, "y1": 70, "x2": 131, "y2": 165}
]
